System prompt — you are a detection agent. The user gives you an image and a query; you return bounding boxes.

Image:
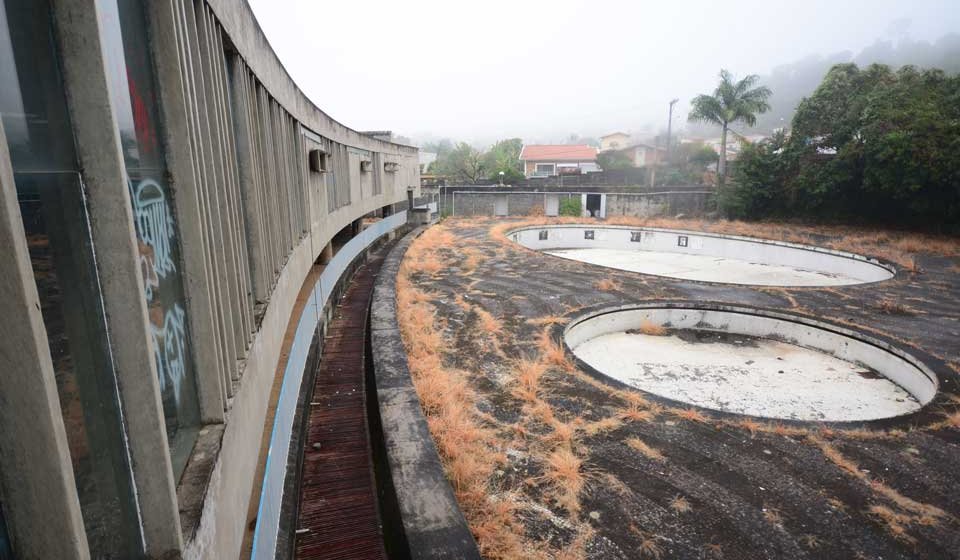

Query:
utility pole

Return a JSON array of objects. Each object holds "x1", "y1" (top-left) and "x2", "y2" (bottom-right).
[{"x1": 666, "y1": 98, "x2": 679, "y2": 164}]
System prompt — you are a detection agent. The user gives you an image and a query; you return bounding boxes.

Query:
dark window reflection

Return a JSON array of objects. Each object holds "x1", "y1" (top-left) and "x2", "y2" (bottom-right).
[{"x1": 1, "y1": 0, "x2": 141, "y2": 557}]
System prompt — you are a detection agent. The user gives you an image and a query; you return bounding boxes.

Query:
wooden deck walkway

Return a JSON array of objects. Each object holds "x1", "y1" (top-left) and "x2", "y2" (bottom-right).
[{"x1": 294, "y1": 252, "x2": 388, "y2": 560}]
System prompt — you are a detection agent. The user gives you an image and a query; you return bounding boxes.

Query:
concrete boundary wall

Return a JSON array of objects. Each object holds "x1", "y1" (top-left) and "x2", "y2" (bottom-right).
[
  {"x1": 443, "y1": 190, "x2": 711, "y2": 218},
  {"x1": 368, "y1": 227, "x2": 481, "y2": 559}
]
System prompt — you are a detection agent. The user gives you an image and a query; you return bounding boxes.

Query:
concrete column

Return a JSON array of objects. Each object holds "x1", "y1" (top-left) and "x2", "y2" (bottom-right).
[
  {"x1": 145, "y1": 0, "x2": 225, "y2": 423},
  {"x1": 50, "y1": 0, "x2": 183, "y2": 555},
  {"x1": 0, "y1": 123, "x2": 90, "y2": 560}
]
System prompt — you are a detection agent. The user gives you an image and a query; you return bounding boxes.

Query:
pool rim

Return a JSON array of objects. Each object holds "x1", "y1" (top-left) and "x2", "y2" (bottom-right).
[
  {"x1": 560, "y1": 301, "x2": 947, "y2": 428},
  {"x1": 505, "y1": 223, "x2": 898, "y2": 288}
]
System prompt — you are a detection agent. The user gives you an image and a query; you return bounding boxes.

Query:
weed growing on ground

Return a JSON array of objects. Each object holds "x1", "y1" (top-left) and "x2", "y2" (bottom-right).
[
  {"x1": 544, "y1": 447, "x2": 586, "y2": 516},
  {"x1": 671, "y1": 407, "x2": 711, "y2": 424},
  {"x1": 595, "y1": 278, "x2": 621, "y2": 291},
  {"x1": 636, "y1": 319, "x2": 668, "y2": 336},
  {"x1": 625, "y1": 437, "x2": 665, "y2": 461},
  {"x1": 670, "y1": 495, "x2": 692, "y2": 513}
]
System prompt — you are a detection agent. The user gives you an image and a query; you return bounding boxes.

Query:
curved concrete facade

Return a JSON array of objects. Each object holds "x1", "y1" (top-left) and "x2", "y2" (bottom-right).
[
  {"x1": 0, "y1": 1, "x2": 419, "y2": 559},
  {"x1": 510, "y1": 225, "x2": 895, "y2": 286}
]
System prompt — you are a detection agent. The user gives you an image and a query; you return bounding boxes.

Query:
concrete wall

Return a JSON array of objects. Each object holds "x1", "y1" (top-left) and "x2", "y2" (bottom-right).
[
  {"x1": 0, "y1": 0, "x2": 420, "y2": 558},
  {"x1": 444, "y1": 190, "x2": 710, "y2": 218}
]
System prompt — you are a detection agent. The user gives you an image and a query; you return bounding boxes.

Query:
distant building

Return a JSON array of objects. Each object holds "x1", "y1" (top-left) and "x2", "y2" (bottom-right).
[
  {"x1": 599, "y1": 132, "x2": 631, "y2": 152},
  {"x1": 619, "y1": 143, "x2": 666, "y2": 168},
  {"x1": 519, "y1": 144, "x2": 599, "y2": 177}
]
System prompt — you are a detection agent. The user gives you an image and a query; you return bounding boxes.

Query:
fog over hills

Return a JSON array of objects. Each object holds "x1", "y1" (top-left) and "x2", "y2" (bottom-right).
[{"x1": 249, "y1": 0, "x2": 960, "y2": 147}]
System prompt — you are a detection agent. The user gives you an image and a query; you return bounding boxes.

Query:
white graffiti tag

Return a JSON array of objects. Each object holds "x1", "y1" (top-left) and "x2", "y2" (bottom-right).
[
  {"x1": 151, "y1": 303, "x2": 187, "y2": 406},
  {"x1": 130, "y1": 178, "x2": 177, "y2": 298}
]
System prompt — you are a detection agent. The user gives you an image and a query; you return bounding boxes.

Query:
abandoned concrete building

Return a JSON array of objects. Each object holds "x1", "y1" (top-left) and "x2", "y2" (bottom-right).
[
  {"x1": 5, "y1": 2, "x2": 960, "y2": 560},
  {"x1": 0, "y1": 0, "x2": 423, "y2": 558}
]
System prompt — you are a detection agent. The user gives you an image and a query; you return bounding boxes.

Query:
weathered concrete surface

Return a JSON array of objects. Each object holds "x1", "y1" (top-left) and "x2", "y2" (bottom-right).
[
  {"x1": 398, "y1": 217, "x2": 960, "y2": 560},
  {"x1": 573, "y1": 328, "x2": 920, "y2": 421},
  {"x1": 369, "y1": 227, "x2": 481, "y2": 559}
]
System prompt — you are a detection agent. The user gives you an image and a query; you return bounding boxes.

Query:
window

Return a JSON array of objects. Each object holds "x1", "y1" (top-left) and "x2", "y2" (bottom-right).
[
  {"x1": 584, "y1": 230, "x2": 595, "y2": 240},
  {"x1": 630, "y1": 231, "x2": 642, "y2": 242},
  {"x1": 1, "y1": 0, "x2": 141, "y2": 554},
  {"x1": 677, "y1": 235, "x2": 689, "y2": 247},
  {"x1": 534, "y1": 163, "x2": 555, "y2": 176},
  {"x1": 309, "y1": 148, "x2": 328, "y2": 172},
  {"x1": 539, "y1": 230, "x2": 548, "y2": 241},
  {"x1": 98, "y1": 0, "x2": 201, "y2": 477}
]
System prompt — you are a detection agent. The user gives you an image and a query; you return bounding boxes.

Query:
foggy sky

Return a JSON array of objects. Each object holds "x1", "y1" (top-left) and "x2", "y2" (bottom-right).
[{"x1": 248, "y1": 0, "x2": 960, "y2": 146}]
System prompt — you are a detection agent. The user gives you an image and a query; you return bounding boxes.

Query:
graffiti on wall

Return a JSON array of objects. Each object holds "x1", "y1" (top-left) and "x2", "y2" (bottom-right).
[{"x1": 129, "y1": 176, "x2": 186, "y2": 407}]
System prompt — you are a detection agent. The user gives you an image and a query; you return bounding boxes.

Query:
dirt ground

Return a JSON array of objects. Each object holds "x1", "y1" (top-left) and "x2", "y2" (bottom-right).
[{"x1": 397, "y1": 216, "x2": 960, "y2": 560}]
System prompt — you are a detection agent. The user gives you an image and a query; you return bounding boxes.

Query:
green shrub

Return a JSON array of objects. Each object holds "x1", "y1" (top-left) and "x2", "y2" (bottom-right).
[{"x1": 559, "y1": 197, "x2": 582, "y2": 216}]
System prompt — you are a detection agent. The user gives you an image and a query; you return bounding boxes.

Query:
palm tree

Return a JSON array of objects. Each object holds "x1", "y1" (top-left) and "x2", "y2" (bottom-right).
[{"x1": 688, "y1": 69, "x2": 772, "y2": 189}]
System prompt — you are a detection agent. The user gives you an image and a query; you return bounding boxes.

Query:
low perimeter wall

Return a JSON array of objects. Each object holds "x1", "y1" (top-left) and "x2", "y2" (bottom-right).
[
  {"x1": 368, "y1": 227, "x2": 481, "y2": 559},
  {"x1": 442, "y1": 189, "x2": 712, "y2": 218}
]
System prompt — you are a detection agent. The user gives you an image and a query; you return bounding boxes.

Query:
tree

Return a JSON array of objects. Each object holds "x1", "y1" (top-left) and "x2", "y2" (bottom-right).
[
  {"x1": 688, "y1": 70, "x2": 772, "y2": 191},
  {"x1": 597, "y1": 150, "x2": 633, "y2": 171},
  {"x1": 440, "y1": 142, "x2": 485, "y2": 183},
  {"x1": 482, "y1": 138, "x2": 524, "y2": 183},
  {"x1": 725, "y1": 62, "x2": 960, "y2": 228}
]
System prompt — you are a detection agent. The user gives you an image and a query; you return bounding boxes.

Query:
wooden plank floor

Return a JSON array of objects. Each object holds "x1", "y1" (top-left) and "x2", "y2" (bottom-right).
[{"x1": 295, "y1": 252, "x2": 388, "y2": 560}]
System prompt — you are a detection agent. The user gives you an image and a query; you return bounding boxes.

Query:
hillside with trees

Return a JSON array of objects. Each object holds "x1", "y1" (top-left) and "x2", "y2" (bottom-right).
[{"x1": 725, "y1": 63, "x2": 960, "y2": 229}]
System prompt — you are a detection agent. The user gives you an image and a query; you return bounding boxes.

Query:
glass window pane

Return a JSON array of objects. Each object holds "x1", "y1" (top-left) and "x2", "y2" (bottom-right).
[
  {"x1": 0, "y1": 1, "x2": 142, "y2": 556},
  {"x1": 97, "y1": 0, "x2": 201, "y2": 477}
]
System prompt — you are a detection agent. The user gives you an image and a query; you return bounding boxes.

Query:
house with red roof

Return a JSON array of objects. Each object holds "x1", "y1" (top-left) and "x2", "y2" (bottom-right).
[{"x1": 519, "y1": 144, "x2": 599, "y2": 178}]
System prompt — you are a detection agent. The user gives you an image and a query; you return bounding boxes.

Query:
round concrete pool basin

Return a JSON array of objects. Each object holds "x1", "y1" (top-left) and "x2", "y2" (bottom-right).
[
  {"x1": 565, "y1": 305, "x2": 937, "y2": 422},
  {"x1": 509, "y1": 225, "x2": 894, "y2": 286}
]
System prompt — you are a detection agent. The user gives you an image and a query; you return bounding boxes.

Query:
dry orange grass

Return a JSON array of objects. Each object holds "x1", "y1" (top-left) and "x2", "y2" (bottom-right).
[
  {"x1": 584, "y1": 416, "x2": 624, "y2": 435},
  {"x1": 671, "y1": 407, "x2": 711, "y2": 424},
  {"x1": 474, "y1": 306, "x2": 504, "y2": 336},
  {"x1": 808, "y1": 435, "x2": 948, "y2": 537},
  {"x1": 543, "y1": 447, "x2": 586, "y2": 515},
  {"x1": 537, "y1": 327, "x2": 575, "y2": 372},
  {"x1": 398, "y1": 228, "x2": 540, "y2": 558},
  {"x1": 628, "y1": 524, "x2": 665, "y2": 559},
  {"x1": 867, "y1": 504, "x2": 918, "y2": 545},
  {"x1": 526, "y1": 314, "x2": 569, "y2": 327},
  {"x1": 620, "y1": 404, "x2": 656, "y2": 423},
  {"x1": 595, "y1": 278, "x2": 621, "y2": 291},
  {"x1": 460, "y1": 248, "x2": 484, "y2": 274},
  {"x1": 512, "y1": 357, "x2": 548, "y2": 404},
  {"x1": 625, "y1": 437, "x2": 665, "y2": 461},
  {"x1": 669, "y1": 495, "x2": 692, "y2": 513},
  {"x1": 637, "y1": 319, "x2": 668, "y2": 336}
]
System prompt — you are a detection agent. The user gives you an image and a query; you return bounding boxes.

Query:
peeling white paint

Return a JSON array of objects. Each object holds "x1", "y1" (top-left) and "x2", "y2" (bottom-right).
[{"x1": 574, "y1": 331, "x2": 920, "y2": 421}]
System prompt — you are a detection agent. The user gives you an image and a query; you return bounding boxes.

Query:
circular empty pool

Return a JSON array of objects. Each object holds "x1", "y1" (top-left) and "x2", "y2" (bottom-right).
[
  {"x1": 509, "y1": 225, "x2": 894, "y2": 286},
  {"x1": 564, "y1": 305, "x2": 937, "y2": 421}
]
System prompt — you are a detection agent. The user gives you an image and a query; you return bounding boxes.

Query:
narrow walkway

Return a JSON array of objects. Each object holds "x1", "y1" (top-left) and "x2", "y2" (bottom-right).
[{"x1": 295, "y1": 251, "x2": 388, "y2": 560}]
